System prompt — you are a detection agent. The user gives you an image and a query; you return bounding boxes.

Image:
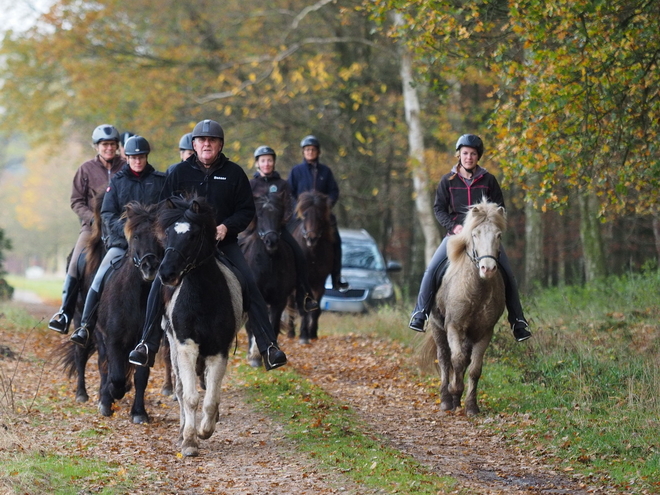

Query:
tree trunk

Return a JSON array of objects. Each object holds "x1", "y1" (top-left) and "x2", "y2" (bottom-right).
[
  {"x1": 524, "y1": 198, "x2": 543, "y2": 292},
  {"x1": 392, "y1": 13, "x2": 440, "y2": 264},
  {"x1": 578, "y1": 191, "x2": 607, "y2": 282}
]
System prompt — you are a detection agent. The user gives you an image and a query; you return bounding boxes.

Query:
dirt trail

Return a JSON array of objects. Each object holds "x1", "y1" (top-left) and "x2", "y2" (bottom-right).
[{"x1": 1, "y1": 300, "x2": 605, "y2": 494}]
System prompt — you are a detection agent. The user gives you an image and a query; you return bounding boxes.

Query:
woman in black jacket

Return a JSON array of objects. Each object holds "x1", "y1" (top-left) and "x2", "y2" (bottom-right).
[
  {"x1": 409, "y1": 134, "x2": 532, "y2": 342},
  {"x1": 70, "y1": 136, "x2": 166, "y2": 347}
]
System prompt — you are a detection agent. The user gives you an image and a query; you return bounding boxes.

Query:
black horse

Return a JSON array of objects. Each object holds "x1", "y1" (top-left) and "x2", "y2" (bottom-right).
[
  {"x1": 239, "y1": 192, "x2": 297, "y2": 367},
  {"x1": 157, "y1": 196, "x2": 245, "y2": 457},
  {"x1": 94, "y1": 201, "x2": 162, "y2": 423},
  {"x1": 56, "y1": 194, "x2": 105, "y2": 403},
  {"x1": 286, "y1": 191, "x2": 334, "y2": 344}
]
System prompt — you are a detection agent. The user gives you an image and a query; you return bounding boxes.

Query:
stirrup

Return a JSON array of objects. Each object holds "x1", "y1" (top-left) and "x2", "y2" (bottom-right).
[
  {"x1": 70, "y1": 325, "x2": 89, "y2": 347},
  {"x1": 512, "y1": 319, "x2": 532, "y2": 342},
  {"x1": 303, "y1": 294, "x2": 319, "y2": 312},
  {"x1": 129, "y1": 343, "x2": 150, "y2": 367},
  {"x1": 48, "y1": 312, "x2": 70, "y2": 334},
  {"x1": 409, "y1": 311, "x2": 427, "y2": 332},
  {"x1": 262, "y1": 344, "x2": 287, "y2": 371}
]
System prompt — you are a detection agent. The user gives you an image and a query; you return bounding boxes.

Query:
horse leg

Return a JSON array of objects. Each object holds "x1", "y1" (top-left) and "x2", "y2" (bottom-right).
[
  {"x1": 244, "y1": 321, "x2": 262, "y2": 368},
  {"x1": 96, "y1": 341, "x2": 114, "y2": 417},
  {"x1": 286, "y1": 295, "x2": 296, "y2": 339},
  {"x1": 176, "y1": 340, "x2": 201, "y2": 457},
  {"x1": 309, "y1": 307, "x2": 321, "y2": 340},
  {"x1": 160, "y1": 334, "x2": 174, "y2": 397},
  {"x1": 131, "y1": 365, "x2": 151, "y2": 424},
  {"x1": 435, "y1": 330, "x2": 454, "y2": 412},
  {"x1": 198, "y1": 354, "x2": 228, "y2": 440},
  {"x1": 167, "y1": 335, "x2": 186, "y2": 447},
  {"x1": 464, "y1": 335, "x2": 492, "y2": 416},
  {"x1": 73, "y1": 343, "x2": 90, "y2": 403},
  {"x1": 299, "y1": 313, "x2": 311, "y2": 345},
  {"x1": 447, "y1": 331, "x2": 469, "y2": 412}
]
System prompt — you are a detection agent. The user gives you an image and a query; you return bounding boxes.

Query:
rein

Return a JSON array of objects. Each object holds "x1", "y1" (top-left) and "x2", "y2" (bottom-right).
[{"x1": 164, "y1": 233, "x2": 215, "y2": 277}]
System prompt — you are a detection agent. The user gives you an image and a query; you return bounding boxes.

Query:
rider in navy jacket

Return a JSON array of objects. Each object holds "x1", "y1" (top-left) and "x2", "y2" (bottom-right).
[{"x1": 287, "y1": 135, "x2": 347, "y2": 291}]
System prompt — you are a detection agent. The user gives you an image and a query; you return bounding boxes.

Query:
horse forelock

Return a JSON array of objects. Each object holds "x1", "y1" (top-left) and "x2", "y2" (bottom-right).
[
  {"x1": 158, "y1": 196, "x2": 216, "y2": 240},
  {"x1": 123, "y1": 202, "x2": 157, "y2": 241},
  {"x1": 447, "y1": 200, "x2": 505, "y2": 264},
  {"x1": 295, "y1": 191, "x2": 332, "y2": 238}
]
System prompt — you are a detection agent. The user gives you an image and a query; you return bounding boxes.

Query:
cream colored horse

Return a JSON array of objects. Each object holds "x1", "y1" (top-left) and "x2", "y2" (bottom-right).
[{"x1": 420, "y1": 199, "x2": 506, "y2": 416}]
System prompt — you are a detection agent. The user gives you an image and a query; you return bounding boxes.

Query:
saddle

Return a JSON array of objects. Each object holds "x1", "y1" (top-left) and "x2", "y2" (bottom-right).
[{"x1": 214, "y1": 249, "x2": 250, "y2": 313}]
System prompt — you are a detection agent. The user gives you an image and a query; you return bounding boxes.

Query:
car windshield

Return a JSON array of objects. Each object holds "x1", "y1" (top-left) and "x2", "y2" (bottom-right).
[{"x1": 342, "y1": 240, "x2": 385, "y2": 271}]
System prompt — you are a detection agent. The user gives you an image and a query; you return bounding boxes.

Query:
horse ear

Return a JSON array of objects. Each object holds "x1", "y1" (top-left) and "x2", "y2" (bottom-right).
[
  {"x1": 191, "y1": 200, "x2": 201, "y2": 214},
  {"x1": 165, "y1": 197, "x2": 177, "y2": 209}
]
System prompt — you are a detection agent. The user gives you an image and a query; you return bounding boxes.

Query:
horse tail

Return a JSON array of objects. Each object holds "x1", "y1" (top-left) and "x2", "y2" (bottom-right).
[
  {"x1": 52, "y1": 339, "x2": 96, "y2": 379},
  {"x1": 417, "y1": 332, "x2": 439, "y2": 375}
]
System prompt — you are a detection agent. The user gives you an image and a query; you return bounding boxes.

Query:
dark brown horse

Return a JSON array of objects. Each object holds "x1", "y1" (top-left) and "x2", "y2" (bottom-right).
[
  {"x1": 286, "y1": 191, "x2": 334, "y2": 344},
  {"x1": 95, "y1": 202, "x2": 162, "y2": 423},
  {"x1": 239, "y1": 192, "x2": 296, "y2": 366},
  {"x1": 419, "y1": 199, "x2": 506, "y2": 416}
]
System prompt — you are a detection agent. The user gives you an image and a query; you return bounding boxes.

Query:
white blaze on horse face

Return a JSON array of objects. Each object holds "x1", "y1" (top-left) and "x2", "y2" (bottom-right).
[
  {"x1": 174, "y1": 222, "x2": 191, "y2": 234},
  {"x1": 474, "y1": 225, "x2": 501, "y2": 280}
]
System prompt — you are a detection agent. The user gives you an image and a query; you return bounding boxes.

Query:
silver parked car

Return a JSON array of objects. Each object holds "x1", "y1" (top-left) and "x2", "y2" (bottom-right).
[{"x1": 320, "y1": 228, "x2": 401, "y2": 313}]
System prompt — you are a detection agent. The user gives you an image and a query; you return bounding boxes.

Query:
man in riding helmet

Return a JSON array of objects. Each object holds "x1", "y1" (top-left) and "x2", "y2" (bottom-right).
[
  {"x1": 69, "y1": 136, "x2": 166, "y2": 347},
  {"x1": 409, "y1": 134, "x2": 532, "y2": 342},
  {"x1": 49, "y1": 124, "x2": 126, "y2": 335},
  {"x1": 129, "y1": 120, "x2": 288, "y2": 371},
  {"x1": 287, "y1": 135, "x2": 348, "y2": 291},
  {"x1": 250, "y1": 145, "x2": 319, "y2": 312}
]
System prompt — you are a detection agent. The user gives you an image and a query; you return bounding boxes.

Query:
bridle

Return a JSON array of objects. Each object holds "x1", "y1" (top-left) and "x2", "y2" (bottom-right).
[
  {"x1": 132, "y1": 251, "x2": 160, "y2": 269},
  {"x1": 163, "y1": 227, "x2": 215, "y2": 277},
  {"x1": 466, "y1": 231, "x2": 500, "y2": 269}
]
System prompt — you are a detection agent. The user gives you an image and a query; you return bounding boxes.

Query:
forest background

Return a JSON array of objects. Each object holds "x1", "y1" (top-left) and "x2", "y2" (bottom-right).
[{"x1": 1, "y1": 0, "x2": 659, "y2": 297}]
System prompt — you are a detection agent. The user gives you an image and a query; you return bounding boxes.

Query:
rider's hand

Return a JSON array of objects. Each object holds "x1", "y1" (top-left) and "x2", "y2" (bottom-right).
[{"x1": 216, "y1": 224, "x2": 228, "y2": 241}]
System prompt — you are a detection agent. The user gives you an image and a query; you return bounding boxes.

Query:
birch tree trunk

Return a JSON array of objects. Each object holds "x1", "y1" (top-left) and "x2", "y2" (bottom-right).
[
  {"x1": 524, "y1": 199, "x2": 543, "y2": 291},
  {"x1": 578, "y1": 191, "x2": 607, "y2": 281},
  {"x1": 393, "y1": 13, "x2": 440, "y2": 264}
]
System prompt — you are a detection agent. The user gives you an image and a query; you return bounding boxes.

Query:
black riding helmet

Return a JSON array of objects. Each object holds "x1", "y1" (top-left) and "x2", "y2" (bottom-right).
[
  {"x1": 192, "y1": 119, "x2": 224, "y2": 140},
  {"x1": 120, "y1": 131, "x2": 135, "y2": 147},
  {"x1": 254, "y1": 145, "x2": 276, "y2": 160},
  {"x1": 300, "y1": 135, "x2": 320, "y2": 149},
  {"x1": 124, "y1": 135, "x2": 150, "y2": 156},
  {"x1": 455, "y1": 134, "x2": 484, "y2": 159}
]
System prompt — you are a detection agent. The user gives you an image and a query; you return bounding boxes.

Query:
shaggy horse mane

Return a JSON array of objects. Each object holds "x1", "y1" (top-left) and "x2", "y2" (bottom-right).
[
  {"x1": 294, "y1": 191, "x2": 333, "y2": 239},
  {"x1": 123, "y1": 201, "x2": 159, "y2": 241},
  {"x1": 447, "y1": 199, "x2": 506, "y2": 264}
]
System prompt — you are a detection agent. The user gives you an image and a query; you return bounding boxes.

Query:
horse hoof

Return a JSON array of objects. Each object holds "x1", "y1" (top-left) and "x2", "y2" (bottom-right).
[
  {"x1": 440, "y1": 402, "x2": 454, "y2": 412},
  {"x1": 161, "y1": 386, "x2": 174, "y2": 397},
  {"x1": 287, "y1": 331, "x2": 295, "y2": 339},
  {"x1": 248, "y1": 358, "x2": 262, "y2": 368},
  {"x1": 299, "y1": 338, "x2": 311, "y2": 345},
  {"x1": 182, "y1": 446, "x2": 198, "y2": 457},
  {"x1": 76, "y1": 393, "x2": 89, "y2": 403},
  {"x1": 98, "y1": 403, "x2": 113, "y2": 417},
  {"x1": 132, "y1": 414, "x2": 150, "y2": 424}
]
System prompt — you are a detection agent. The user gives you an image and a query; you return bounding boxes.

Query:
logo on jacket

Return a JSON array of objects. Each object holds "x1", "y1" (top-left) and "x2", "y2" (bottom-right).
[
  {"x1": 214, "y1": 176, "x2": 227, "y2": 180},
  {"x1": 269, "y1": 185, "x2": 278, "y2": 193}
]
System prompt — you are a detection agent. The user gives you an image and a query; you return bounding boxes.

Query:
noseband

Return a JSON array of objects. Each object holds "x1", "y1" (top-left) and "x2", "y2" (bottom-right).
[
  {"x1": 467, "y1": 235, "x2": 500, "y2": 268},
  {"x1": 132, "y1": 252, "x2": 159, "y2": 269}
]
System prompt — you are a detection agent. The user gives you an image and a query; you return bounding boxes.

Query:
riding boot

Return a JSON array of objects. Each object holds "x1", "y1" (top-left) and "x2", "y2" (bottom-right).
[
  {"x1": 331, "y1": 225, "x2": 348, "y2": 291},
  {"x1": 71, "y1": 288, "x2": 100, "y2": 347},
  {"x1": 409, "y1": 239, "x2": 449, "y2": 332},
  {"x1": 129, "y1": 278, "x2": 164, "y2": 368},
  {"x1": 48, "y1": 275, "x2": 80, "y2": 334},
  {"x1": 499, "y1": 248, "x2": 532, "y2": 342}
]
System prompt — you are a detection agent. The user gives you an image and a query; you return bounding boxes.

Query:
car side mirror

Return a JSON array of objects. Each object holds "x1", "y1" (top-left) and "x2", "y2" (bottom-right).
[{"x1": 386, "y1": 260, "x2": 402, "y2": 272}]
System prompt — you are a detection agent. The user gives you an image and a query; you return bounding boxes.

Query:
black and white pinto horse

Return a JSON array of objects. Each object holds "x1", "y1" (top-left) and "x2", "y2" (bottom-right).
[
  {"x1": 94, "y1": 202, "x2": 162, "y2": 423},
  {"x1": 239, "y1": 192, "x2": 296, "y2": 367},
  {"x1": 157, "y1": 196, "x2": 245, "y2": 457}
]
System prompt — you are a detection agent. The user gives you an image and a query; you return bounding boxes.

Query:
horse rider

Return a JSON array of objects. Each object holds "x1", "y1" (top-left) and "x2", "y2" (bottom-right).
[
  {"x1": 287, "y1": 135, "x2": 349, "y2": 291},
  {"x1": 128, "y1": 119, "x2": 288, "y2": 371},
  {"x1": 250, "y1": 145, "x2": 319, "y2": 313},
  {"x1": 178, "y1": 132, "x2": 194, "y2": 161},
  {"x1": 408, "y1": 134, "x2": 532, "y2": 342},
  {"x1": 70, "y1": 136, "x2": 166, "y2": 347},
  {"x1": 49, "y1": 124, "x2": 126, "y2": 334}
]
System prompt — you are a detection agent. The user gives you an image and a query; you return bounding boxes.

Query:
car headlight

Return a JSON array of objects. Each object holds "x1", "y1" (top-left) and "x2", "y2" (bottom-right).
[{"x1": 371, "y1": 283, "x2": 393, "y2": 300}]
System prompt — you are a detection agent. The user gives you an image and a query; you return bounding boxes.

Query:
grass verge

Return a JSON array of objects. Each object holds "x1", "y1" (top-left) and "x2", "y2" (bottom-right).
[{"x1": 237, "y1": 365, "x2": 461, "y2": 494}]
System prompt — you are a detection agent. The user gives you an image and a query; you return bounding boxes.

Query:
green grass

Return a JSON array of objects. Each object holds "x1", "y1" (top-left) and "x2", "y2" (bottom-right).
[
  {"x1": 6, "y1": 274, "x2": 64, "y2": 303},
  {"x1": 0, "y1": 452, "x2": 137, "y2": 494},
  {"x1": 238, "y1": 366, "x2": 462, "y2": 494}
]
